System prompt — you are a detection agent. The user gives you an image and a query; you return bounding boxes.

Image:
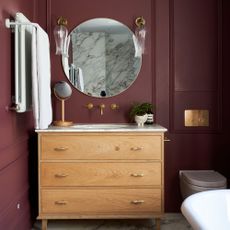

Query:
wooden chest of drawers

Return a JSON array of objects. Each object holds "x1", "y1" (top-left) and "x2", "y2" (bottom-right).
[{"x1": 37, "y1": 130, "x2": 165, "y2": 230}]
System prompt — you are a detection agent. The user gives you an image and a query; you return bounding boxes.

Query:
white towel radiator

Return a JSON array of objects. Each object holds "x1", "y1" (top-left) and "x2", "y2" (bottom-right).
[{"x1": 5, "y1": 13, "x2": 37, "y2": 112}]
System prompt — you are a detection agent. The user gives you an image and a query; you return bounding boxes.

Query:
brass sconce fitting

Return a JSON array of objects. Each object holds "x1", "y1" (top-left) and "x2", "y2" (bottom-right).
[
  {"x1": 134, "y1": 16, "x2": 146, "y2": 55},
  {"x1": 111, "y1": 103, "x2": 119, "y2": 110},
  {"x1": 85, "y1": 103, "x2": 94, "y2": 110},
  {"x1": 135, "y1": 16, "x2": 146, "y2": 28},
  {"x1": 57, "y1": 16, "x2": 68, "y2": 26},
  {"x1": 54, "y1": 17, "x2": 68, "y2": 56},
  {"x1": 99, "y1": 104, "x2": 106, "y2": 115}
]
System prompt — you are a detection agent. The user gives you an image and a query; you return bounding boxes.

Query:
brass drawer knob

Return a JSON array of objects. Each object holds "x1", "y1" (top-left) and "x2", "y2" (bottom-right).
[
  {"x1": 131, "y1": 200, "x2": 145, "y2": 205},
  {"x1": 130, "y1": 173, "x2": 144, "y2": 177},
  {"x1": 55, "y1": 200, "x2": 68, "y2": 205},
  {"x1": 54, "y1": 147, "x2": 68, "y2": 151},
  {"x1": 130, "y1": 147, "x2": 143, "y2": 151},
  {"x1": 55, "y1": 173, "x2": 69, "y2": 178}
]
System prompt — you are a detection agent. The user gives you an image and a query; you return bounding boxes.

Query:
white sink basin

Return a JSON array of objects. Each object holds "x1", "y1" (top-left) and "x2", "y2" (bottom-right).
[
  {"x1": 70, "y1": 123, "x2": 132, "y2": 129},
  {"x1": 37, "y1": 123, "x2": 167, "y2": 132}
]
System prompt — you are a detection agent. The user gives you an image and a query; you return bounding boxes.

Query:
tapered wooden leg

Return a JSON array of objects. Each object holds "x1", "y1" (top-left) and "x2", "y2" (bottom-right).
[
  {"x1": 155, "y1": 218, "x2": 161, "y2": 230},
  {"x1": 42, "y1": 219, "x2": 48, "y2": 230}
]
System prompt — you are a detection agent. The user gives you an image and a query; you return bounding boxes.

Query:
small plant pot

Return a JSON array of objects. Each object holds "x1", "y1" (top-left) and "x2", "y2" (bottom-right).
[{"x1": 134, "y1": 114, "x2": 148, "y2": 126}]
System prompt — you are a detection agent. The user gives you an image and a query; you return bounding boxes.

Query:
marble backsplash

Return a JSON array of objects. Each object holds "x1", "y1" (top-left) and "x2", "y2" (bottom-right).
[{"x1": 70, "y1": 31, "x2": 141, "y2": 97}]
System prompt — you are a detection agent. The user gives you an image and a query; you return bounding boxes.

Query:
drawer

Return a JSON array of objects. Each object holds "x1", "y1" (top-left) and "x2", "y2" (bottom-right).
[
  {"x1": 41, "y1": 188, "x2": 162, "y2": 214},
  {"x1": 40, "y1": 162, "x2": 162, "y2": 187},
  {"x1": 40, "y1": 134, "x2": 162, "y2": 160}
]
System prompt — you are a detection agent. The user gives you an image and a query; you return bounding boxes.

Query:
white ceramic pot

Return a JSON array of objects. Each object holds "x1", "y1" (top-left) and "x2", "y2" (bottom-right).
[{"x1": 134, "y1": 114, "x2": 148, "y2": 126}]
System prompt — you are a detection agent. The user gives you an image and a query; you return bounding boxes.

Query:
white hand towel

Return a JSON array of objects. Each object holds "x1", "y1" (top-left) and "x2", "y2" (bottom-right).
[
  {"x1": 32, "y1": 27, "x2": 39, "y2": 129},
  {"x1": 32, "y1": 25, "x2": 52, "y2": 129},
  {"x1": 77, "y1": 67, "x2": 84, "y2": 91}
]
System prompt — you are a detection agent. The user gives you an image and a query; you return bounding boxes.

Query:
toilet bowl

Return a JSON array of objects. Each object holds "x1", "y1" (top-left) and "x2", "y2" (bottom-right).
[{"x1": 179, "y1": 170, "x2": 227, "y2": 199}]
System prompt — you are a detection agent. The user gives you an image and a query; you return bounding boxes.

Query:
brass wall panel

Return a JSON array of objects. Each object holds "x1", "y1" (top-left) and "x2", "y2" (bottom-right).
[{"x1": 184, "y1": 110, "x2": 209, "y2": 127}]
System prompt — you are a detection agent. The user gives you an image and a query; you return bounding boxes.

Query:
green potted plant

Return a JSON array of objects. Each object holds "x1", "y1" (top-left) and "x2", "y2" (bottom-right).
[{"x1": 129, "y1": 102, "x2": 154, "y2": 126}]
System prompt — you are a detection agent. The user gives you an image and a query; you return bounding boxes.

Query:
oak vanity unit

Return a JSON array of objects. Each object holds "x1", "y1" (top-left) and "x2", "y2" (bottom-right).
[{"x1": 36, "y1": 124, "x2": 167, "y2": 230}]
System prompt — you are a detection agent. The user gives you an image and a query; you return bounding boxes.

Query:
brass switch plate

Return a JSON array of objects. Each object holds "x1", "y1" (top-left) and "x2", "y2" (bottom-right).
[{"x1": 184, "y1": 110, "x2": 209, "y2": 127}]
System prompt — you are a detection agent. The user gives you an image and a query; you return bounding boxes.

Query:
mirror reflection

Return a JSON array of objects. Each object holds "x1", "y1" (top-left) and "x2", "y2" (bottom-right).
[{"x1": 62, "y1": 18, "x2": 142, "y2": 98}]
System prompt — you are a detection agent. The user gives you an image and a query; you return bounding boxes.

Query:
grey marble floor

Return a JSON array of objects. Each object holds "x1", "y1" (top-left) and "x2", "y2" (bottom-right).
[{"x1": 32, "y1": 213, "x2": 192, "y2": 230}]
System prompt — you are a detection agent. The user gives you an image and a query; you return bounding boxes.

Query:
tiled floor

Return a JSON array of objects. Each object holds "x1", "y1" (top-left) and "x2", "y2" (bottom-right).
[{"x1": 32, "y1": 213, "x2": 192, "y2": 230}]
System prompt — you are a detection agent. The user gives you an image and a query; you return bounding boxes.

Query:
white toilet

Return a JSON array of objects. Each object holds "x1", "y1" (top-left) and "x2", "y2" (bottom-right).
[{"x1": 179, "y1": 170, "x2": 227, "y2": 199}]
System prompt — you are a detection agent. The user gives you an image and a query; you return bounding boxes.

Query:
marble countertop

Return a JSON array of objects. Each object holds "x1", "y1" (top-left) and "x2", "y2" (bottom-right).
[{"x1": 36, "y1": 123, "x2": 167, "y2": 133}]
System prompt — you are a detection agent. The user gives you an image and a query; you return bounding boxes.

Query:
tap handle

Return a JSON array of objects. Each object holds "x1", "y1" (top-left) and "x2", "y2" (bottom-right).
[
  {"x1": 85, "y1": 103, "x2": 94, "y2": 110},
  {"x1": 111, "y1": 103, "x2": 119, "y2": 110}
]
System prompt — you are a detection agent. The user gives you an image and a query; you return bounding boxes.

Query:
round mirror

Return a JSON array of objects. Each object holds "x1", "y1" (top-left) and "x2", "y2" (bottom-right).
[
  {"x1": 54, "y1": 81, "x2": 72, "y2": 100},
  {"x1": 62, "y1": 18, "x2": 142, "y2": 98}
]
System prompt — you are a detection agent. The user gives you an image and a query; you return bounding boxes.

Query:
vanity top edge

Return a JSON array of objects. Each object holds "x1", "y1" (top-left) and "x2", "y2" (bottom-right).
[{"x1": 35, "y1": 123, "x2": 167, "y2": 133}]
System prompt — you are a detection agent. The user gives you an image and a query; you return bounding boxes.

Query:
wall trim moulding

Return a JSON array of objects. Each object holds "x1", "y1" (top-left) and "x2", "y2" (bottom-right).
[{"x1": 169, "y1": 0, "x2": 223, "y2": 134}]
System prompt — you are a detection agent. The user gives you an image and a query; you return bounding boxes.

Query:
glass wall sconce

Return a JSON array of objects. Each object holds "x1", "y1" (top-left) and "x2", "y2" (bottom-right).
[
  {"x1": 135, "y1": 16, "x2": 146, "y2": 54},
  {"x1": 53, "y1": 16, "x2": 69, "y2": 57}
]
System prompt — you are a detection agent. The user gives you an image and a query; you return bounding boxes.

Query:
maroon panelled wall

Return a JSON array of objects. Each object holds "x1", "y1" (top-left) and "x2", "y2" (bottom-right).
[
  {"x1": 0, "y1": 0, "x2": 36, "y2": 229},
  {"x1": 0, "y1": 1, "x2": 229, "y2": 227},
  {"x1": 156, "y1": 0, "x2": 230, "y2": 211},
  {"x1": 221, "y1": 0, "x2": 230, "y2": 188},
  {"x1": 43, "y1": 0, "x2": 155, "y2": 124}
]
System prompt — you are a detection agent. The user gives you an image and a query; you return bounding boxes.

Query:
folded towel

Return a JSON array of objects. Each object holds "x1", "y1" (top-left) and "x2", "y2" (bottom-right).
[
  {"x1": 69, "y1": 63, "x2": 76, "y2": 84},
  {"x1": 77, "y1": 67, "x2": 84, "y2": 91},
  {"x1": 31, "y1": 27, "x2": 39, "y2": 128},
  {"x1": 31, "y1": 25, "x2": 52, "y2": 129}
]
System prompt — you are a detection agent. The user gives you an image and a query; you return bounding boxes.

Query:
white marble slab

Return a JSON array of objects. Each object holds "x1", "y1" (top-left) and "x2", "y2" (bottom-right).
[{"x1": 36, "y1": 123, "x2": 167, "y2": 133}]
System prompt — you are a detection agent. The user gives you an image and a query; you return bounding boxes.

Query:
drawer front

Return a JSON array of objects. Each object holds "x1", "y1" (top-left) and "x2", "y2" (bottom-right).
[
  {"x1": 40, "y1": 162, "x2": 162, "y2": 187},
  {"x1": 40, "y1": 134, "x2": 162, "y2": 160},
  {"x1": 41, "y1": 188, "x2": 162, "y2": 214}
]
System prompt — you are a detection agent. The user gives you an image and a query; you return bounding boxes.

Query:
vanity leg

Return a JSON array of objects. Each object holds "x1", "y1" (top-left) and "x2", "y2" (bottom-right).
[
  {"x1": 42, "y1": 219, "x2": 48, "y2": 230},
  {"x1": 155, "y1": 218, "x2": 161, "y2": 230}
]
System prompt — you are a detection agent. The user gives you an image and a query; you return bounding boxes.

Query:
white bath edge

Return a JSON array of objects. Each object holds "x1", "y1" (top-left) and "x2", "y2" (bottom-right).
[{"x1": 181, "y1": 189, "x2": 230, "y2": 230}]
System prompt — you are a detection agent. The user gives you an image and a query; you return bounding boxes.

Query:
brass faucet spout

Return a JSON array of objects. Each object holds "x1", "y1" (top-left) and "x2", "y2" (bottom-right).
[{"x1": 99, "y1": 104, "x2": 105, "y2": 115}]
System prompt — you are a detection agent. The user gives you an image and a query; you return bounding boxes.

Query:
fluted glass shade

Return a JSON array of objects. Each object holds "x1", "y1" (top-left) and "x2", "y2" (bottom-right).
[
  {"x1": 135, "y1": 25, "x2": 146, "y2": 54},
  {"x1": 53, "y1": 25, "x2": 68, "y2": 56}
]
